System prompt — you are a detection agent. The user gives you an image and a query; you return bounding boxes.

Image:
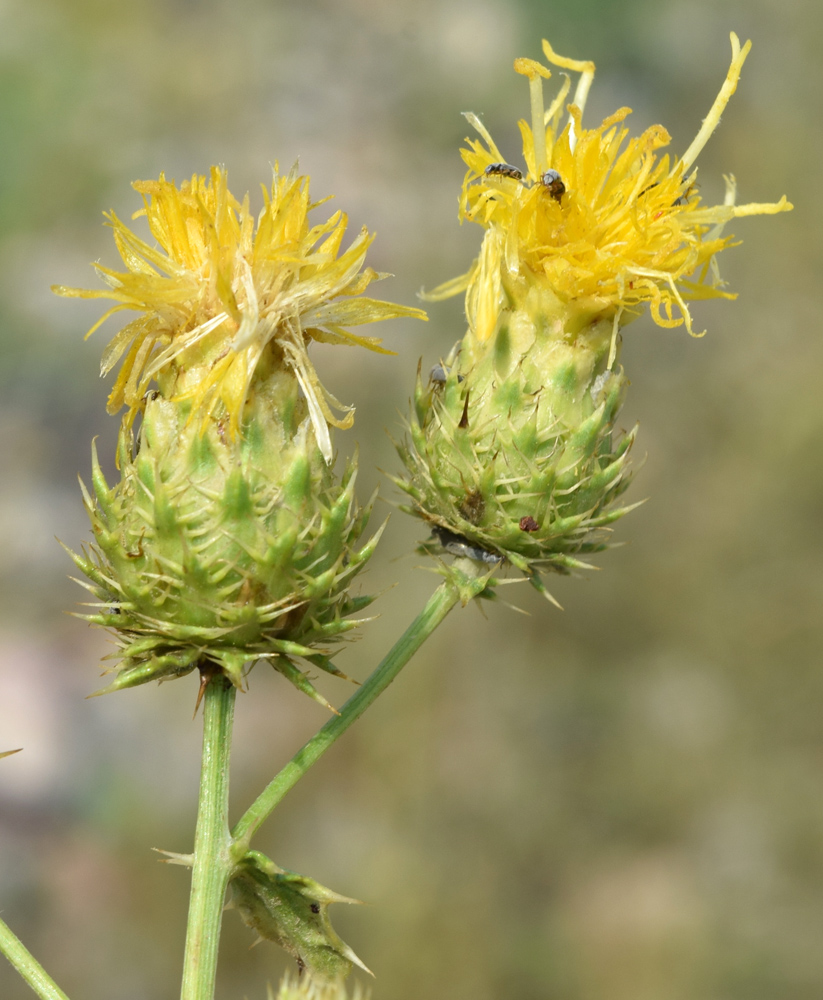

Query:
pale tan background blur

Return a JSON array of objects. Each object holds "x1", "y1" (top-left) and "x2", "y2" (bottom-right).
[{"x1": 0, "y1": 1, "x2": 819, "y2": 998}]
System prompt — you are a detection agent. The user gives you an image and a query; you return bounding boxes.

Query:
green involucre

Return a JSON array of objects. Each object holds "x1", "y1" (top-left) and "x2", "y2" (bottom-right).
[
  {"x1": 395, "y1": 312, "x2": 637, "y2": 594},
  {"x1": 68, "y1": 365, "x2": 380, "y2": 707}
]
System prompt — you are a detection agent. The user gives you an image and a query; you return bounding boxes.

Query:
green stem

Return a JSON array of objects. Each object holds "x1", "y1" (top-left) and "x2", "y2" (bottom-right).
[
  {"x1": 180, "y1": 675, "x2": 236, "y2": 1000},
  {"x1": 231, "y1": 561, "x2": 487, "y2": 854},
  {"x1": 0, "y1": 917, "x2": 71, "y2": 1000}
]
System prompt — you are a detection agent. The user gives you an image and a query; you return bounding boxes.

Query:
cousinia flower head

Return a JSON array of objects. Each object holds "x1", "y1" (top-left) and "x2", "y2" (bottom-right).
[
  {"x1": 55, "y1": 165, "x2": 426, "y2": 462},
  {"x1": 397, "y1": 35, "x2": 791, "y2": 597},
  {"x1": 60, "y1": 165, "x2": 424, "y2": 704}
]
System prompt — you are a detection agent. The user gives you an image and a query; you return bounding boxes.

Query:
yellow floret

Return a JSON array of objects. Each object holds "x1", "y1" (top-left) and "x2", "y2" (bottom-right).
[
  {"x1": 54, "y1": 166, "x2": 426, "y2": 461},
  {"x1": 428, "y1": 33, "x2": 791, "y2": 359}
]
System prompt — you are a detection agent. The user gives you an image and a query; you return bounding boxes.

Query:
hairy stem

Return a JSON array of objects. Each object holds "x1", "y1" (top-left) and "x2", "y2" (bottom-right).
[
  {"x1": 180, "y1": 675, "x2": 236, "y2": 1000},
  {"x1": 0, "y1": 917, "x2": 71, "y2": 1000},
  {"x1": 231, "y1": 561, "x2": 487, "y2": 854}
]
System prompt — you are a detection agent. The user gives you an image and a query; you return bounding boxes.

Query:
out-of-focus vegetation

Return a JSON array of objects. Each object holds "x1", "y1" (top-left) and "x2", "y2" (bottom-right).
[{"x1": 0, "y1": 1, "x2": 820, "y2": 998}]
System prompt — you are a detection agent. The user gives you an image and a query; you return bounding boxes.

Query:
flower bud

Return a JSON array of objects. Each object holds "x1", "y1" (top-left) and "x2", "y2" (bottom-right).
[{"x1": 230, "y1": 850, "x2": 371, "y2": 983}]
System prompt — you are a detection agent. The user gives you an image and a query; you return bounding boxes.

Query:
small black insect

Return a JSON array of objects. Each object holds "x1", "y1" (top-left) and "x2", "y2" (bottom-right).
[
  {"x1": 485, "y1": 162, "x2": 523, "y2": 181},
  {"x1": 540, "y1": 170, "x2": 565, "y2": 201},
  {"x1": 310, "y1": 903, "x2": 320, "y2": 914}
]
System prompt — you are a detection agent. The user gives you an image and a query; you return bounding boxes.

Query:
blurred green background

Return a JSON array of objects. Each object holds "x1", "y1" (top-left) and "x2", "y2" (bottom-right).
[{"x1": 0, "y1": 0, "x2": 820, "y2": 998}]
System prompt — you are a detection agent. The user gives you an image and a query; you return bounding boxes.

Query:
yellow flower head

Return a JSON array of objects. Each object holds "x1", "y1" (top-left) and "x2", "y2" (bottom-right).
[
  {"x1": 429, "y1": 33, "x2": 791, "y2": 356},
  {"x1": 54, "y1": 165, "x2": 427, "y2": 461}
]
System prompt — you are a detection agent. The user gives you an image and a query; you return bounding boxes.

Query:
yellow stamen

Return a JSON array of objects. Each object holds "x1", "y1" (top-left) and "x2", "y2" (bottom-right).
[
  {"x1": 679, "y1": 33, "x2": 751, "y2": 173},
  {"x1": 544, "y1": 72, "x2": 571, "y2": 167},
  {"x1": 514, "y1": 57, "x2": 551, "y2": 174},
  {"x1": 541, "y1": 38, "x2": 595, "y2": 147}
]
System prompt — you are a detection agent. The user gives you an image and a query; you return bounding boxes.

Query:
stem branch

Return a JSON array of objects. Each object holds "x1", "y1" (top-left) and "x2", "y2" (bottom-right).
[
  {"x1": 180, "y1": 675, "x2": 236, "y2": 1000},
  {"x1": 0, "y1": 918, "x2": 71, "y2": 1000},
  {"x1": 232, "y1": 563, "x2": 487, "y2": 852}
]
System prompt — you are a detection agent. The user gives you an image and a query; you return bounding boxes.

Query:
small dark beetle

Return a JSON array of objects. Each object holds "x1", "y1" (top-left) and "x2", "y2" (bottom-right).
[
  {"x1": 485, "y1": 162, "x2": 523, "y2": 181},
  {"x1": 540, "y1": 170, "x2": 565, "y2": 201}
]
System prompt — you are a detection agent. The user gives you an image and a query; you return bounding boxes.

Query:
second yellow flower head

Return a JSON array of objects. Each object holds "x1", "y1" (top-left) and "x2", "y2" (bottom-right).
[{"x1": 399, "y1": 34, "x2": 792, "y2": 595}]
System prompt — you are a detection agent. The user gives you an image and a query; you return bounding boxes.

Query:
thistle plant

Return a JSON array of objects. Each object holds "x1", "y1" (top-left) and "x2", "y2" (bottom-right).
[{"x1": 0, "y1": 33, "x2": 790, "y2": 1000}]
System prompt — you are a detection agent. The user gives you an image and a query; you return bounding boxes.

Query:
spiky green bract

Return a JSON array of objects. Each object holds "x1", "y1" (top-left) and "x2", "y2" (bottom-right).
[
  {"x1": 395, "y1": 293, "x2": 637, "y2": 594},
  {"x1": 230, "y1": 850, "x2": 372, "y2": 982},
  {"x1": 68, "y1": 359, "x2": 381, "y2": 707}
]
